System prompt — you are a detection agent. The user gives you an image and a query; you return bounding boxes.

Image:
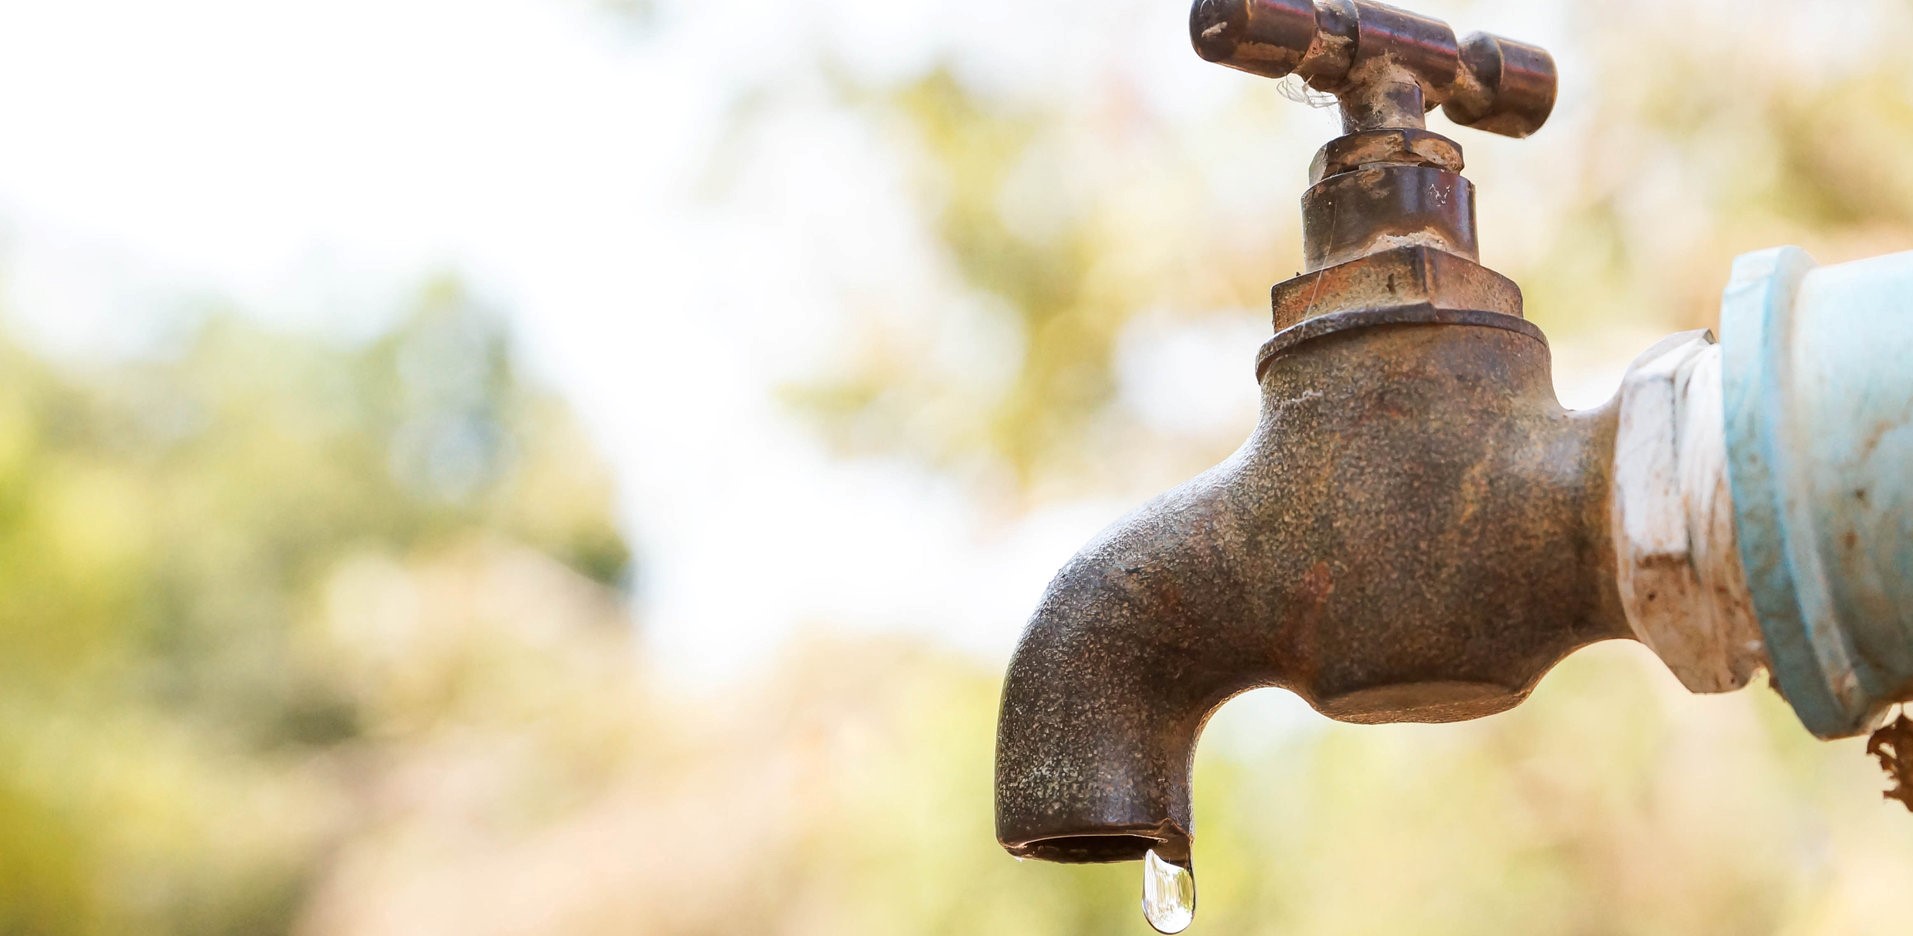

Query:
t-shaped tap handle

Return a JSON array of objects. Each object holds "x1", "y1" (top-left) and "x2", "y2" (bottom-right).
[{"x1": 1191, "y1": 0, "x2": 1556, "y2": 138}]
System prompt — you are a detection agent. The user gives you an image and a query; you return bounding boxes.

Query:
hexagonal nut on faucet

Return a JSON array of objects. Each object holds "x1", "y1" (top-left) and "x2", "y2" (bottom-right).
[
  {"x1": 1269, "y1": 245, "x2": 1524, "y2": 331},
  {"x1": 1611, "y1": 331, "x2": 1766, "y2": 694},
  {"x1": 1308, "y1": 128, "x2": 1464, "y2": 184}
]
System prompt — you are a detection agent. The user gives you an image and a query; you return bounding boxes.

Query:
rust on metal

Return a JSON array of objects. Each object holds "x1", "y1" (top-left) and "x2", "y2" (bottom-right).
[
  {"x1": 1269, "y1": 245, "x2": 1522, "y2": 331},
  {"x1": 1190, "y1": 0, "x2": 1557, "y2": 139},
  {"x1": 996, "y1": 1, "x2": 1598, "y2": 867},
  {"x1": 997, "y1": 303, "x2": 1630, "y2": 863},
  {"x1": 1301, "y1": 164, "x2": 1478, "y2": 270},
  {"x1": 1309, "y1": 128, "x2": 1463, "y2": 183},
  {"x1": 1445, "y1": 32, "x2": 1557, "y2": 138},
  {"x1": 1868, "y1": 714, "x2": 1913, "y2": 811}
]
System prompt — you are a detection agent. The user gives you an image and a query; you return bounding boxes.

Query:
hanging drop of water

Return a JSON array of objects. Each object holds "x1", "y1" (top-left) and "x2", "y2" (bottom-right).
[{"x1": 1141, "y1": 848, "x2": 1196, "y2": 934}]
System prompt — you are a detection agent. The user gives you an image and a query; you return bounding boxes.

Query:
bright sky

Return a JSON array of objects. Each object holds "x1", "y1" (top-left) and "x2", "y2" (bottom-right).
[
  {"x1": 0, "y1": 0, "x2": 1142, "y2": 685},
  {"x1": 0, "y1": 0, "x2": 1636, "y2": 688}
]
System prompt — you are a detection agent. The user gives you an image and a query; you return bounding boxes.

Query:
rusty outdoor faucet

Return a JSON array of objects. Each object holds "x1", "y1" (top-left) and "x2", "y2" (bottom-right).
[
  {"x1": 997, "y1": 6, "x2": 1913, "y2": 920},
  {"x1": 992, "y1": 6, "x2": 1913, "y2": 926},
  {"x1": 996, "y1": 1, "x2": 1601, "y2": 874}
]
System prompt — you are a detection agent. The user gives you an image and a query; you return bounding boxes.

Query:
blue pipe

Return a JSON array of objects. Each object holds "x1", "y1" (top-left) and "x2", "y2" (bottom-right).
[{"x1": 1721, "y1": 247, "x2": 1913, "y2": 738}]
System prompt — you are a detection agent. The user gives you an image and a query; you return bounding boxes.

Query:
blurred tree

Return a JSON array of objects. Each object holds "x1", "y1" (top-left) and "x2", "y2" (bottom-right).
[{"x1": 0, "y1": 278, "x2": 632, "y2": 935}]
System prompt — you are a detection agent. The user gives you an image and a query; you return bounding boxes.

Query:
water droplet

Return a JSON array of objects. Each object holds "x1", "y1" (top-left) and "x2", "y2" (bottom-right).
[{"x1": 1141, "y1": 848, "x2": 1196, "y2": 934}]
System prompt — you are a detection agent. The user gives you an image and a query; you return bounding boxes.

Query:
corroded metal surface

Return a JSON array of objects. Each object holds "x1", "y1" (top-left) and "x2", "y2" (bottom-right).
[
  {"x1": 996, "y1": 305, "x2": 1631, "y2": 863},
  {"x1": 1188, "y1": 0, "x2": 1319, "y2": 81},
  {"x1": 1445, "y1": 32, "x2": 1556, "y2": 138},
  {"x1": 1271, "y1": 246, "x2": 1522, "y2": 330},
  {"x1": 1191, "y1": 0, "x2": 1556, "y2": 138},
  {"x1": 995, "y1": 1, "x2": 1609, "y2": 866},
  {"x1": 1309, "y1": 128, "x2": 1463, "y2": 184},
  {"x1": 1302, "y1": 164, "x2": 1477, "y2": 270}
]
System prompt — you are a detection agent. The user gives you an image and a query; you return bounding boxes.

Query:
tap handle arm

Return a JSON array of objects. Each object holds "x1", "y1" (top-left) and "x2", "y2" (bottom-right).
[{"x1": 1191, "y1": 0, "x2": 1556, "y2": 138}]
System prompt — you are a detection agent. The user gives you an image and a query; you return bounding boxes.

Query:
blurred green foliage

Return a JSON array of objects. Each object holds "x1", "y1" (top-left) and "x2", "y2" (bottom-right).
[{"x1": 0, "y1": 280, "x2": 630, "y2": 933}]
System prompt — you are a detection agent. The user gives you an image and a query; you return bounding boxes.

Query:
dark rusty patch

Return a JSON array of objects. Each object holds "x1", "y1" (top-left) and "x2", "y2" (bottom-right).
[
  {"x1": 1277, "y1": 560, "x2": 1336, "y2": 686},
  {"x1": 1867, "y1": 713, "x2": 1913, "y2": 811},
  {"x1": 1297, "y1": 560, "x2": 1334, "y2": 604}
]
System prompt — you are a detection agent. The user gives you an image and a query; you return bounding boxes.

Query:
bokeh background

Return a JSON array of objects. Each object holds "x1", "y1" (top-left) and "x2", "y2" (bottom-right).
[{"x1": 1, "y1": 0, "x2": 1911, "y2": 932}]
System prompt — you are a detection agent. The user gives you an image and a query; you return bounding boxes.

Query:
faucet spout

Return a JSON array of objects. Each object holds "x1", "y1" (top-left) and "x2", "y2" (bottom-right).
[
  {"x1": 995, "y1": 459, "x2": 1271, "y2": 863},
  {"x1": 996, "y1": 305, "x2": 1636, "y2": 863}
]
